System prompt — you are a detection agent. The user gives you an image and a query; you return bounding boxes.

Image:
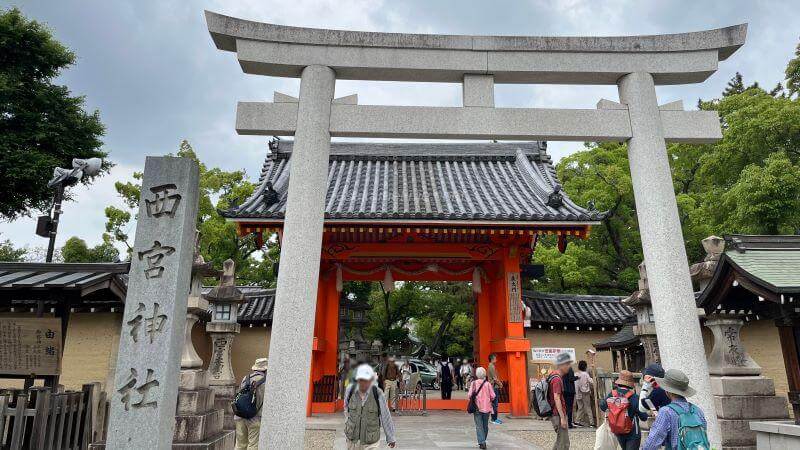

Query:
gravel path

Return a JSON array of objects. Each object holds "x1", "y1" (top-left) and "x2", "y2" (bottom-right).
[
  {"x1": 509, "y1": 429, "x2": 596, "y2": 450},
  {"x1": 304, "y1": 430, "x2": 335, "y2": 450}
]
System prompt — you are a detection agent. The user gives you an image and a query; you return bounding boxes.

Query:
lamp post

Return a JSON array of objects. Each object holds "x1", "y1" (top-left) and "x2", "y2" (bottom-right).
[{"x1": 36, "y1": 158, "x2": 102, "y2": 262}]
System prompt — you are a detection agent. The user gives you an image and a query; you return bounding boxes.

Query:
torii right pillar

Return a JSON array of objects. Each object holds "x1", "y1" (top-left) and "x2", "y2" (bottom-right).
[{"x1": 619, "y1": 72, "x2": 720, "y2": 446}]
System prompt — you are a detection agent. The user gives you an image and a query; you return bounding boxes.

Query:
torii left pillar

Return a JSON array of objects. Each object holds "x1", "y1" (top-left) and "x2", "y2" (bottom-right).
[{"x1": 259, "y1": 65, "x2": 335, "y2": 449}]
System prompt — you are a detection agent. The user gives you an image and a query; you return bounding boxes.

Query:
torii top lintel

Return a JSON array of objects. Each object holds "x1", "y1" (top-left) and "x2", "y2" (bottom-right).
[{"x1": 206, "y1": 10, "x2": 746, "y2": 85}]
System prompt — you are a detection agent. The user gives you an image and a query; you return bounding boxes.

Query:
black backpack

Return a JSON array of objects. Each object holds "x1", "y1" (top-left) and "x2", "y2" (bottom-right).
[
  {"x1": 232, "y1": 373, "x2": 265, "y2": 419},
  {"x1": 347, "y1": 385, "x2": 382, "y2": 419}
]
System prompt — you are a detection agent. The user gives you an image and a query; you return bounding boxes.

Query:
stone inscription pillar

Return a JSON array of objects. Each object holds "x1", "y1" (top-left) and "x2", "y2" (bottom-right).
[
  {"x1": 107, "y1": 157, "x2": 199, "y2": 450},
  {"x1": 260, "y1": 64, "x2": 336, "y2": 449},
  {"x1": 618, "y1": 72, "x2": 720, "y2": 445}
]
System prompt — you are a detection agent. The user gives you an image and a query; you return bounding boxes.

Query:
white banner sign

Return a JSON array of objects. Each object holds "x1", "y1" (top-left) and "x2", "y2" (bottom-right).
[{"x1": 531, "y1": 347, "x2": 576, "y2": 362}]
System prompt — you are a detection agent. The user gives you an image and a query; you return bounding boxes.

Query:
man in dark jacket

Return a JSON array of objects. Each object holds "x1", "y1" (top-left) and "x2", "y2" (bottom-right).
[
  {"x1": 561, "y1": 365, "x2": 577, "y2": 427},
  {"x1": 639, "y1": 363, "x2": 671, "y2": 415}
]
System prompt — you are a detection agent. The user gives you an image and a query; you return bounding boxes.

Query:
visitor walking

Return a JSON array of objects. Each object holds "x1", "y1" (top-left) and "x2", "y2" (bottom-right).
[
  {"x1": 574, "y1": 360, "x2": 595, "y2": 427},
  {"x1": 487, "y1": 353, "x2": 502, "y2": 424},
  {"x1": 562, "y1": 362, "x2": 577, "y2": 427},
  {"x1": 381, "y1": 355, "x2": 400, "y2": 412},
  {"x1": 639, "y1": 363, "x2": 671, "y2": 414},
  {"x1": 437, "y1": 356, "x2": 455, "y2": 399},
  {"x1": 642, "y1": 369, "x2": 709, "y2": 450},
  {"x1": 468, "y1": 367, "x2": 496, "y2": 449},
  {"x1": 599, "y1": 370, "x2": 648, "y2": 450},
  {"x1": 344, "y1": 364, "x2": 397, "y2": 449},
  {"x1": 233, "y1": 357, "x2": 267, "y2": 450},
  {"x1": 460, "y1": 358, "x2": 473, "y2": 391},
  {"x1": 455, "y1": 358, "x2": 464, "y2": 391},
  {"x1": 400, "y1": 358, "x2": 412, "y2": 393},
  {"x1": 547, "y1": 352, "x2": 572, "y2": 449}
]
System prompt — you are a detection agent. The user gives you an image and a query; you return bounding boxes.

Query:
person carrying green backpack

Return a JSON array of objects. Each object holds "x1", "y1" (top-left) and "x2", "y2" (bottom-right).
[{"x1": 643, "y1": 369, "x2": 710, "y2": 450}]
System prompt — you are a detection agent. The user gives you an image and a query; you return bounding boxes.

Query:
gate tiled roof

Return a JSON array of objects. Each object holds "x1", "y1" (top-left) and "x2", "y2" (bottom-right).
[{"x1": 225, "y1": 141, "x2": 602, "y2": 223}]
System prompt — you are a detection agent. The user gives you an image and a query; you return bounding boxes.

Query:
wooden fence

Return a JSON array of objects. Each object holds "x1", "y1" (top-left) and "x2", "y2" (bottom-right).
[{"x1": 0, "y1": 384, "x2": 101, "y2": 450}]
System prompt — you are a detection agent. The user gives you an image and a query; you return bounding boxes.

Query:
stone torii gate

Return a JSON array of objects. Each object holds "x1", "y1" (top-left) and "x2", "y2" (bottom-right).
[{"x1": 205, "y1": 11, "x2": 746, "y2": 448}]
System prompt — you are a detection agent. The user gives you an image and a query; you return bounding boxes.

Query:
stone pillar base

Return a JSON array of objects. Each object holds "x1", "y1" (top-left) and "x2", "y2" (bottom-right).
[
  {"x1": 750, "y1": 421, "x2": 800, "y2": 449},
  {"x1": 209, "y1": 383, "x2": 237, "y2": 431},
  {"x1": 174, "y1": 369, "x2": 236, "y2": 446},
  {"x1": 711, "y1": 376, "x2": 789, "y2": 449}
]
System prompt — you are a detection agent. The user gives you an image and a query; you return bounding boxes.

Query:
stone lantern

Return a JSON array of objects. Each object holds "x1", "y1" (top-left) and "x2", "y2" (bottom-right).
[
  {"x1": 203, "y1": 259, "x2": 245, "y2": 430},
  {"x1": 623, "y1": 262, "x2": 660, "y2": 365}
]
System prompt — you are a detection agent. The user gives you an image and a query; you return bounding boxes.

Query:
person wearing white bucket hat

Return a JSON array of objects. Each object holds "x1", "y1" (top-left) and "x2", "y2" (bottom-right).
[{"x1": 343, "y1": 364, "x2": 396, "y2": 449}]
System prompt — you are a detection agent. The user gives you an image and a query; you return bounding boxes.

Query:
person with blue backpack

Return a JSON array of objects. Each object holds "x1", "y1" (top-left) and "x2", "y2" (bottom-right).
[
  {"x1": 232, "y1": 357, "x2": 267, "y2": 450},
  {"x1": 643, "y1": 368, "x2": 710, "y2": 450}
]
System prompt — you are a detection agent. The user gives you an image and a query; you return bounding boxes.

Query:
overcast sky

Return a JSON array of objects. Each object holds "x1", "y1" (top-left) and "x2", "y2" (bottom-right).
[{"x1": 2, "y1": 0, "x2": 798, "y2": 255}]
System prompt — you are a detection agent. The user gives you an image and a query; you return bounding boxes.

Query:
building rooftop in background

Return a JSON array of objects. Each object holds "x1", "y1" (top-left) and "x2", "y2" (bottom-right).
[
  {"x1": 698, "y1": 234, "x2": 800, "y2": 316},
  {"x1": 523, "y1": 290, "x2": 633, "y2": 330},
  {"x1": 224, "y1": 141, "x2": 603, "y2": 224},
  {"x1": 0, "y1": 262, "x2": 128, "y2": 307}
]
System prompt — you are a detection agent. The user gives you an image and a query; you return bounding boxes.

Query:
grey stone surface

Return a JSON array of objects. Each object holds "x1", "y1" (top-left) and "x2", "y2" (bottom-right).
[
  {"x1": 172, "y1": 431, "x2": 235, "y2": 450},
  {"x1": 462, "y1": 74, "x2": 494, "y2": 107},
  {"x1": 206, "y1": 322, "x2": 239, "y2": 387},
  {"x1": 744, "y1": 421, "x2": 800, "y2": 449},
  {"x1": 212, "y1": 394, "x2": 235, "y2": 431},
  {"x1": 714, "y1": 396, "x2": 789, "y2": 420},
  {"x1": 174, "y1": 408, "x2": 224, "y2": 443},
  {"x1": 176, "y1": 388, "x2": 215, "y2": 415},
  {"x1": 180, "y1": 369, "x2": 208, "y2": 391},
  {"x1": 706, "y1": 317, "x2": 762, "y2": 376},
  {"x1": 618, "y1": 72, "x2": 720, "y2": 446},
  {"x1": 259, "y1": 64, "x2": 336, "y2": 450},
  {"x1": 107, "y1": 157, "x2": 200, "y2": 450},
  {"x1": 720, "y1": 418, "x2": 760, "y2": 446},
  {"x1": 206, "y1": 10, "x2": 746, "y2": 84},
  {"x1": 236, "y1": 101, "x2": 722, "y2": 143},
  {"x1": 711, "y1": 376, "x2": 776, "y2": 396},
  {"x1": 181, "y1": 295, "x2": 207, "y2": 369}
]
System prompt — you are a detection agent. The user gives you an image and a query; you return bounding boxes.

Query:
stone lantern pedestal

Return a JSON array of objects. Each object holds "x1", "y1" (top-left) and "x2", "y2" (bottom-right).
[
  {"x1": 204, "y1": 259, "x2": 245, "y2": 431},
  {"x1": 705, "y1": 315, "x2": 789, "y2": 449},
  {"x1": 171, "y1": 251, "x2": 235, "y2": 449}
]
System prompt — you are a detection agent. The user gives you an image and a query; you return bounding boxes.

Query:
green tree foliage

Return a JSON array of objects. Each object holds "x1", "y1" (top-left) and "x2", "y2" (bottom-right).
[
  {"x1": 0, "y1": 8, "x2": 107, "y2": 219},
  {"x1": 537, "y1": 43, "x2": 800, "y2": 295},
  {"x1": 365, "y1": 282, "x2": 424, "y2": 349},
  {"x1": 103, "y1": 140, "x2": 274, "y2": 285},
  {"x1": 0, "y1": 236, "x2": 26, "y2": 261},
  {"x1": 719, "y1": 152, "x2": 800, "y2": 234},
  {"x1": 535, "y1": 142, "x2": 640, "y2": 294},
  {"x1": 405, "y1": 282, "x2": 473, "y2": 357},
  {"x1": 61, "y1": 235, "x2": 119, "y2": 262},
  {"x1": 787, "y1": 41, "x2": 800, "y2": 98}
]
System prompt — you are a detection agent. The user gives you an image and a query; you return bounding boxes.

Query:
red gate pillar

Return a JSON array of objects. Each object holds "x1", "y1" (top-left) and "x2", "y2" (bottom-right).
[
  {"x1": 308, "y1": 271, "x2": 341, "y2": 414},
  {"x1": 490, "y1": 246, "x2": 531, "y2": 417},
  {"x1": 475, "y1": 274, "x2": 492, "y2": 367}
]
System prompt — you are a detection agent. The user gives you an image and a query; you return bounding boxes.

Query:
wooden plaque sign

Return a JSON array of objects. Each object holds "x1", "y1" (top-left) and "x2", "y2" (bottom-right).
[
  {"x1": 0, "y1": 317, "x2": 62, "y2": 376},
  {"x1": 507, "y1": 271, "x2": 522, "y2": 322}
]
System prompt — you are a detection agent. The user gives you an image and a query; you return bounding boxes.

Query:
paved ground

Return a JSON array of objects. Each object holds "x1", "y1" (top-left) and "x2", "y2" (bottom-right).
[{"x1": 307, "y1": 411, "x2": 598, "y2": 449}]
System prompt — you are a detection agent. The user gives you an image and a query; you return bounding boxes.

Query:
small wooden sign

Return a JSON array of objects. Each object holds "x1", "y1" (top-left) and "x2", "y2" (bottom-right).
[
  {"x1": 0, "y1": 317, "x2": 62, "y2": 376},
  {"x1": 507, "y1": 272, "x2": 522, "y2": 322}
]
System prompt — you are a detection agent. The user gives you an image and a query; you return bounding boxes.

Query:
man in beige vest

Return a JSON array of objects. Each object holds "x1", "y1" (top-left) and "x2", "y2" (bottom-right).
[{"x1": 344, "y1": 364, "x2": 397, "y2": 449}]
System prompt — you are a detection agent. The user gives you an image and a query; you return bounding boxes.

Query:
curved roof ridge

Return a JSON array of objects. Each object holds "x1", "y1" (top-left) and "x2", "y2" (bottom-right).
[{"x1": 225, "y1": 141, "x2": 602, "y2": 223}]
